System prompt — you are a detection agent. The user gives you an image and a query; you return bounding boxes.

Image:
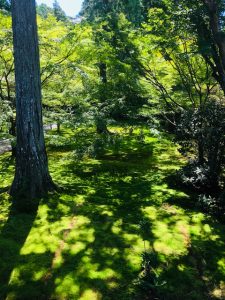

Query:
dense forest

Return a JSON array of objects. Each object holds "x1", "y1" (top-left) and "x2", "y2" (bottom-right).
[{"x1": 0, "y1": 0, "x2": 225, "y2": 299}]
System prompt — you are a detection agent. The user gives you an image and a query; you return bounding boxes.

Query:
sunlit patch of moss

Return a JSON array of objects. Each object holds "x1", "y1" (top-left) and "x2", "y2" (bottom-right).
[
  {"x1": 218, "y1": 259, "x2": 225, "y2": 273},
  {"x1": 111, "y1": 220, "x2": 123, "y2": 234},
  {"x1": 153, "y1": 222, "x2": 188, "y2": 256},
  {"x1": 142, "y1": 206, "x2": 158, "y2": 220},
  {"x1": 54, "y1": 274, "x2": 80, "y2": 298},
  {"x1": 80, "y1": 289, "x2": 101, "y2": 300},
  {"x1": 0, "y1": 152, "x2": 14, "y2": 171},
  {"x1": 124, "y1": 248, "x2": 143, "y2": 270}
]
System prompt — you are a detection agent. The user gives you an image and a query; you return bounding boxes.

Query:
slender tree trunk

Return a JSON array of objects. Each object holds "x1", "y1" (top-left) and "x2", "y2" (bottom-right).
[
  {"x1": 98, "y1": 62, "x2": 107, "y2": 84},
  {"x1": 96, "y1": 62, "x2": 109, "y2": 134},
  {"x1": 9, "y1": 116, "x2": 16, "y2": 136},
  {"x1": 9, "y1": 116, "x2": 16, "y2": 157},
  {"x1": 10, "y1": 0, "x2": 55, "y2": 210},
  {"x1": 96, "y1": 116, "x2": 109, "y2": 134}
]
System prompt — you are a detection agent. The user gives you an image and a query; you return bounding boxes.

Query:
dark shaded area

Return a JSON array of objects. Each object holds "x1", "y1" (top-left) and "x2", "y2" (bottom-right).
[{"x1": 0, "y1": 208, "x2": 37, "y2": 299}]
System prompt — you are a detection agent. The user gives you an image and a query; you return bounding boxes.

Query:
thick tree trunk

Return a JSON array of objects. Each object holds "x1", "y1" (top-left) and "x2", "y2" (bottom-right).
[{"x1": 10, "y1": 0, "x2": 55, "y2": 210}]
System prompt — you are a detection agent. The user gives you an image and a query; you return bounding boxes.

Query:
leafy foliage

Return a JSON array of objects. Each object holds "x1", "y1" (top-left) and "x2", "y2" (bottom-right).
[
  {"x1": 176, "y1": 101, "x2": 225, "y2": 191},
  {"x1": 0, "y1": 0, "x2": 10, "y2": 11}
]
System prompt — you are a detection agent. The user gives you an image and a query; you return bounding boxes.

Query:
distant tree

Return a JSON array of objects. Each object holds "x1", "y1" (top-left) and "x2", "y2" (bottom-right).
[
  {"x1": 53, "y1": 0, "x2": 67, "y2": 22},
  {"x1": 36, "y1": 3, "x2": 53, "y2": 19},
  {"x1": 81, "y1": 0, "x2": 144, "y2": 25},
  {"x1": 11, "y1": 0, "x2": 55, "y2": 211},
  {"x1": 0, "y1": 0, "x2": 10, "y2": 11}
]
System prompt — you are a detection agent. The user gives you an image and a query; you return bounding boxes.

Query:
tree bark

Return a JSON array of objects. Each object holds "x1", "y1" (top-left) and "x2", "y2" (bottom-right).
[
  {"x1": 10, "y1": 0, "x2": 55, "y2": 210},
  {"x1": 9, "y1": 116, "x2": 16, "y2": 137},
  {"x1": 98, "y1": 62, "x2": 107, "y2": 84},
  {"x1": 202, "y1": 0, "x2": 225, "y2": 94}
]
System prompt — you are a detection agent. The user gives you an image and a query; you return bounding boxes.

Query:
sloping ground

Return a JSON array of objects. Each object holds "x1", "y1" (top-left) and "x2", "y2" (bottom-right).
[{"x1": 0, "y1": 126, "x2": 225, "y2": 300}]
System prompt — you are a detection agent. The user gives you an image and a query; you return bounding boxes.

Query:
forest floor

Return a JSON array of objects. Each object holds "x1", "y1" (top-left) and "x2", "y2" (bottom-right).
[{"x1": 0, "y1": 125, "x2": 225, "y2": 300}]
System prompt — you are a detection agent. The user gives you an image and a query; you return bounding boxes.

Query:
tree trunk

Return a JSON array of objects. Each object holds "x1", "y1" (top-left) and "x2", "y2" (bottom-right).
[
  {"x1": 9, "y1": 116, "x2": 16, "y2": 136},
  {"x1": 10, "y1": 0, "x2": 55, "y2": 211},
  {"x1": 98, "y1": 62, "x2": 107, "y2": 84},
  {"x1": 96, "y1": 117, "x2": 109, "y2": 134},
  {"x1": 96, "y1": 62, "x2": 109, "y2": 133}
]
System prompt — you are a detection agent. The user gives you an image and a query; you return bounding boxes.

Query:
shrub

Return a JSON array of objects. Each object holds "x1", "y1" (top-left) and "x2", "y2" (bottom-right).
[{"x1": 176, "y1": 100, "x2": 225, "y2": 191}]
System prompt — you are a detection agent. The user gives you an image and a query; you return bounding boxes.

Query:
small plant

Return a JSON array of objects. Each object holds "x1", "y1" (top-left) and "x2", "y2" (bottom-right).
[
  {"x1": 196, "y1": 194, "x2": 218, "y2": 214},
  {"x1": 177, "y1": 161, "x2": 211, "y2": 191},
  {"x1": 132, "y1": 251, "x2": 165, "y2": 300}
]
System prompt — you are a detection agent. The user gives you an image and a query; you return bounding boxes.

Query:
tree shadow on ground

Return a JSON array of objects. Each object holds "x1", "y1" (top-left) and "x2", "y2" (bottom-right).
[
  {"x1": 156, "y1": 228, "x2": 225, "y2": 300},
  {"x1": 43, "y1": 155, "x2": 156, "y2": 299},
  {"x1": 158, "y1": 174, "x2": 225, "y2": 300},
  {"x1": 5, "y1": 145, "x2": 158, "y2": 299},
  {"x1": 0, "y1": 206, "x2": 37, "y2": 299}
]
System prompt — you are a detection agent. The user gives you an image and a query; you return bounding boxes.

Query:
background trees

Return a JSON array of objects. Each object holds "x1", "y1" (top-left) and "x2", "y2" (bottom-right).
[
  {"x1": 0, "y1": 0, "x2": 224, "y2": 207},
  {"x1": 0, "y1": 0, "x2": 10, "y2": 11},
  {"x1": 53, "y1": 0, "x2": 67, "y2": 22}
]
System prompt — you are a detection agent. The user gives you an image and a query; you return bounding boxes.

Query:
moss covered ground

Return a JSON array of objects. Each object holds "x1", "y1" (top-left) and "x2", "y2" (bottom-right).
[{"x1": 0, "y1": 126, "x2": 225, "y2": 299}]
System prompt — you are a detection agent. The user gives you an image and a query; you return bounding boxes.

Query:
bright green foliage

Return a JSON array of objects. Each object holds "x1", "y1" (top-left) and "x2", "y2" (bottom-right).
[
  {"x1": 136, "y1": 6, "x2": 218, "y2": 111},
  {"x1": 0, "y1": 11, "x2": 90, "y2": 133},
  {"x1": 89, "y1": 14, "x2": 147, "y2": 127},
  {"x1": 146, "y1": 0, "x2": 225, "y2": 93},
  {"x1": 38, "y1": 16, "x2": 95, "y2": 127}
]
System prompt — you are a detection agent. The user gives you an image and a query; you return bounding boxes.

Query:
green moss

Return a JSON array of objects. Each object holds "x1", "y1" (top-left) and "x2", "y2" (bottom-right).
[{"x1": 0, "y1": 126, "x2": 225, "y2": 299}]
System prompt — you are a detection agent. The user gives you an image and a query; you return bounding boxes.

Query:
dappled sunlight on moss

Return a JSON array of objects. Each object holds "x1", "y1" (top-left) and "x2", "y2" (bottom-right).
[
  {"x1": 0, "y1": 153, "x2": 14, "y2": 188},
  {"x1": 79, "y1": 289, "x2": 101, "y2": 300},
  {"x1": 0, "y1": 126, "x2": 225, "y2": 299}
]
